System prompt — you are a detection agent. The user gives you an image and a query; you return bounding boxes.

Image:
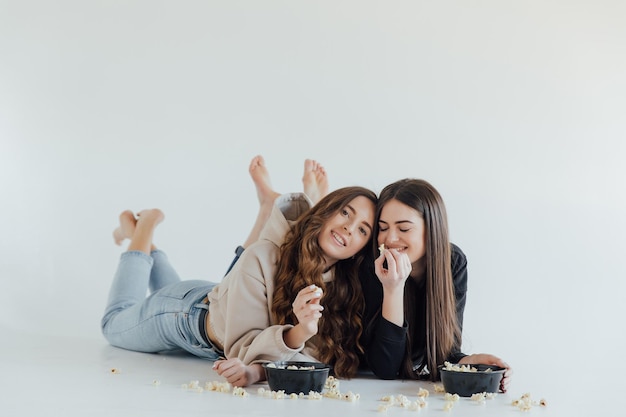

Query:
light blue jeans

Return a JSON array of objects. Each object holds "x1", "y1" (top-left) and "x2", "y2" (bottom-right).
[{"x1": 101, "y1": 250, "x2": 221, "y2": 360}]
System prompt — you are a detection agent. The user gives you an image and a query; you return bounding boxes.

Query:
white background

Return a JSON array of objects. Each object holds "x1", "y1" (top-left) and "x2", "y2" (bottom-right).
[{"x1": 1, "y1": 1, "x2": 625, "y2": 416}]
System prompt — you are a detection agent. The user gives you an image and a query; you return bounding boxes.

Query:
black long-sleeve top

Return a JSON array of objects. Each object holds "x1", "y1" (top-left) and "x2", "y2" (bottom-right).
[{"x1": 359, "y1": 243, "x2": 469, "y2": 379}]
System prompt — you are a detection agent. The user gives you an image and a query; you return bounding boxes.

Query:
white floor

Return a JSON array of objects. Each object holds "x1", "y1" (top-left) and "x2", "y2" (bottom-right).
[{"x1": 0, "y1": 326, "x2": 608, "y2": 417}]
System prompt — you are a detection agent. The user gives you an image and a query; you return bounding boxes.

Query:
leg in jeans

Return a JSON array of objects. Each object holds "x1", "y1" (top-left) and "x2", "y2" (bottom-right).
[
  {"x1": 149, "y1": 250, "x2": 182, "y2": 292},
  {"x1": 101, "y1": 250, "x2": 178, "y2": 352},
  {"x1": 112, "y1": 209, "x2": 180, "y2": 291},
  {"x1": 104, "y1": 208, "x2": 220, "y2": 359},
  {"x1": 102, "y1": 250, "x2": 219, "y2": 357},
  {"x1": 102, "y1": 209, "x2": 175, "y2": 351}
]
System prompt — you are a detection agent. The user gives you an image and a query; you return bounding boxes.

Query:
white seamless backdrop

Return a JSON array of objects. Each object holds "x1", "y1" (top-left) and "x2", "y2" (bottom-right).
[{"x1": 1, "y1": 1, "x2": 625, "y2": 416}]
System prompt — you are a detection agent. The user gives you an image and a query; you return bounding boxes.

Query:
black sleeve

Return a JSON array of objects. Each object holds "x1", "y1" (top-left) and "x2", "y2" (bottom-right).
[
  {"x1": 446, "y1": 243, "x2": 469, "y2": 363},
  {"x1": 358, "y1": 261, "x2": 407, "y2": 379}
]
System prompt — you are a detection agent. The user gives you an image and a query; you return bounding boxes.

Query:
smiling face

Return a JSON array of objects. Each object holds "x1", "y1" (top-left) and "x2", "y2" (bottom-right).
[
  {"x1": 377, "y1": 198, "x2": 426, "y2": 267},
  {"x1": 318, "y1": 195, "x2": 375, "y2": 267}
]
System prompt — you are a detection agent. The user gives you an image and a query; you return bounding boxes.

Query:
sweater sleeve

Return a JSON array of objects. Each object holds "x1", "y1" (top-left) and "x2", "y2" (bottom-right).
[
  {"x1": 359, "y1": 261, "x2": 407, "y2": 379},
  {"x1": 219, "y1": 245, "x2": 312, "y2": 365}
]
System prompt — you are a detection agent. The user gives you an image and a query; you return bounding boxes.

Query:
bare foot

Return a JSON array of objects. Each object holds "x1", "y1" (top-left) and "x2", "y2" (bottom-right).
[
  {"x1": 136, "y1": 209, "x2": 165, "y2": 227},
  {"x1": 240, "y1": 156, "x2": 281, "y2": 249},
  {"x1": 302, "y1": 159, "x2": 329, "y2": 204},
  {"x1": 113, "y1": 210, "x2": 137, "y2": 245},
  {"x1": 249, "y1": 155, "x2": 280, "y2": 206},
  {"x1": 126, "y1": 209, "x2": 164, "y2": 254}
]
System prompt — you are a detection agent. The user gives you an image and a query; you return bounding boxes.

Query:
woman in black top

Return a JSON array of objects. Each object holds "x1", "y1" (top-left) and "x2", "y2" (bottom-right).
[{"x1": 359, "y1": 178, "x2": 511, "y2": 392}]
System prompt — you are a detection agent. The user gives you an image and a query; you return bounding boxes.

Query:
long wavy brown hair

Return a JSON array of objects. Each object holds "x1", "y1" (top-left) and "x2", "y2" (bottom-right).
[
  {"x1": 271, "y1": 186, "x2": 377, "y2": 378},
  {"x1": 376, "y1": 179, "x2": 460, "y2": 381}
]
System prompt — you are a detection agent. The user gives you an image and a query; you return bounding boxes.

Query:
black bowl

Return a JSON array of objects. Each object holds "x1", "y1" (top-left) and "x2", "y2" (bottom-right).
[
  {"x1": 439, "y1": 364, "x2": 505, "y2": 397},
  {"x1": 262, "y1": 361, "x2": 330, "y2": 394}
]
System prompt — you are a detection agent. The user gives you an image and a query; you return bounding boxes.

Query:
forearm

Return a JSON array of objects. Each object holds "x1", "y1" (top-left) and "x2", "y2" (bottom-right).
[
  {"x1": 247, "y1": 363, "x2": 266, "y2": 385},
  {"x1": 381, "y1": 287, "x2": 405, "y2": 326},
  {"x1": 283, "y1": 324, "x2": 312, "y2": 350}
]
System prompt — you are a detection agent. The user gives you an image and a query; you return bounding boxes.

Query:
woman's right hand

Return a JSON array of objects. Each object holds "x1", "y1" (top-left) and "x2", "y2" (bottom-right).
[
  {"x1": 374, "y1": 248, "x2": 411, "y2": 326},
  {"x1": 283, "y1": 285, "x2": 324, "y2": 349},
  {"x1": 291, "y1": 284, "x2": 324, "y2": 336},
  {"x1": 374, "y1": 248, "x2": 412, "y2": 291}
]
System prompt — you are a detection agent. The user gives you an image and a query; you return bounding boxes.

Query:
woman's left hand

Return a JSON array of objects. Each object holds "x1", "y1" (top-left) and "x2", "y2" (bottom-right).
[
  {"x1": 459, "y1": 353, "x2": 513, "y2": 393},
  {"x1": 213, "y1": 358, "x2": 264, "y2": 387}
]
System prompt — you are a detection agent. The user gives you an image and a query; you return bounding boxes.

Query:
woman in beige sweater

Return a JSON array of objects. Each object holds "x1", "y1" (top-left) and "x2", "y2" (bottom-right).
[{"x1": 101, "y1": 160, "x2": 376, "y2": 387}]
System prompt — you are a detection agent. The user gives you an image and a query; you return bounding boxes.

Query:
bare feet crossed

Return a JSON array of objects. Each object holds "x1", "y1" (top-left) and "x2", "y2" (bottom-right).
[
  {"x1": 113, "y1": 209, "x2": 164, "y2": 255},
  {"x1": 125, "y1": 209, "x2": 164, "y2": 254},
  {"x1": 241, "y1": 155, "x2": 328, "y2": 249}
]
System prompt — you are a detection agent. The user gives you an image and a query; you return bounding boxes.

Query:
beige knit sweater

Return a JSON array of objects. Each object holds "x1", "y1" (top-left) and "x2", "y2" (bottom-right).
[{"x1": 207, "y1": 192, "x2": 331, "y2": 365}]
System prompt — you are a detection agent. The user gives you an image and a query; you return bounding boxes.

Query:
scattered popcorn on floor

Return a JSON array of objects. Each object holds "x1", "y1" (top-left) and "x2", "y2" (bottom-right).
[
  {"x1": 470, "y1": 392, "x2": 486, "y2": 403},
  {"x1": 204, "y1": 380, "x2": 232, "y2": 393},
  {"x1": 110, "y1": 368, "x2": 120, "y2": 374},
  {"x1": 232, "y1": 387, "x2": 249, "y2": 397},
  {"x1": 325, "y1": 376, "x2": 340, "y2": 392},
  {"x1": 151, "y1": 379, "x2": 161, "y2": 386},
  {"x1": 417, "y1": 387, "x2": 429, "y2": 397},
  {"x1": 319, "y1": 376, "x2": 359, "y2": 401},
  {"x1": 417, "y1": 398, "x2": 428, "y2": 409},
  {"x1": 444, "y1": 392, "x2": 460, "y2": 402},
  {"x1": 193, "y1": 375, "x2": 360, "y2": 402},
  {"x1": 273, "y1": 390, "x2": 286, "y2": 399},
  {"x1": 342, "y1": 391, "x2": 360, "y2": 402},
  {"x1": 443, "y1": 401, "x2": 454, "y2": 411},
  {"x1": 433, "y1": 384, "x2": 445, "y2": 393},
  {"x1": 307, "y1": 391, "x2": 322, "y2": 400},
  {"x1": 179, "y1": 380, "x2": 232, "y2": 394},
  {"x1": 378, "y1": 394, "x2": 426, "y2": 411},
  {"x1": 180, "y1": 380, "x2": 203, "y2": 393},
  {"x1": 511, "y1": 392, "x2": 546, "y2": 411},
  {"x1": 380, "y1": 395, "x2": 393, "y2": 403},
  {"x1": 324, "y1": 390, "x2": 342, "y2": 399},
  {"x1": 399, "y1": 395, "x2": 412, "y2": 408}
]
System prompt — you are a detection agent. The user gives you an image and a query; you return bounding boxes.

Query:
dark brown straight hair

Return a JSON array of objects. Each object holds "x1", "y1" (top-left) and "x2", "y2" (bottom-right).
[{"x1": 376, "y1": 179, "x2": 460, "y2": 381}]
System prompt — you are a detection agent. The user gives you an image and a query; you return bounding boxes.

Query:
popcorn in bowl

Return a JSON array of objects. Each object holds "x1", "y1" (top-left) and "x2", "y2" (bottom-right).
[
  {"x1": 438, "y1": 361, "x2": 505, "y2": 397},
  {"x1": 262, "y1": 361, "x2": 330, "y2": 395}
]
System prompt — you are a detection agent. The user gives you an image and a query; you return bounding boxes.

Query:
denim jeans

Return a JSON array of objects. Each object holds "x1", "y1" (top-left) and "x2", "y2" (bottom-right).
[{"x1": 101, "y1": 250, "x2": 221, "y2": 360}]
